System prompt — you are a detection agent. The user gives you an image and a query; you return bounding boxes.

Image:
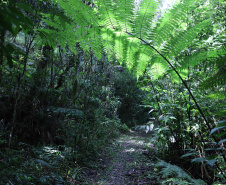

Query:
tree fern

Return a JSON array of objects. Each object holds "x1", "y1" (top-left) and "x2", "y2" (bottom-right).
[
  {"x1": 50, "y1": 0, "x2": 224, "y2": 83},
  {"x1": 46, "y1": 0, "x2": 225, "y2": 133}
]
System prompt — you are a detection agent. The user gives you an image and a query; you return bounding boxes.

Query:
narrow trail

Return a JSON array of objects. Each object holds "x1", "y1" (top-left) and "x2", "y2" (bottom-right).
[{"x1": 86, "y1": 131, "x2": 158, "y2": 185}]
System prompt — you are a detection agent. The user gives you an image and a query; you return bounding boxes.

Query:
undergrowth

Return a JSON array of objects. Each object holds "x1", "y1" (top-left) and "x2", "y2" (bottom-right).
[{"x1": 0, "y1": 124, "x2": 127, "y2": 184}]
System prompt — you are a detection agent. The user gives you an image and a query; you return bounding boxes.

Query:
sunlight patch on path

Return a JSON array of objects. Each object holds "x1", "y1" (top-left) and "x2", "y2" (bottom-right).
[{"x1": 87, "y1": 131, "x2": 156, "y2": 185}]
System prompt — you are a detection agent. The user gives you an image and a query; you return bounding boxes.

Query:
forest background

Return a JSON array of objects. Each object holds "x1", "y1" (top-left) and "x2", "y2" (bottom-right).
[{"x1": 0, "y1": 0, "x2": 225, "y2": 184}]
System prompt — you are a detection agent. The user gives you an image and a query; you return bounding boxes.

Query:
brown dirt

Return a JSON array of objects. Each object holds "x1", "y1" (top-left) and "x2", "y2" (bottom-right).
[{"x1": 85, "y1": 131, "x2": 158, "y2": 185}]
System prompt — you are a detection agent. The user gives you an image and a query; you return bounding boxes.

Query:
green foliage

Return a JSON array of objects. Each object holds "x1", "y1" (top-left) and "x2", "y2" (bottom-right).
[
  {"x1": 0, "y1": 144, "x2": 86, "y2": 184},
  {"x1": 155, "y1": 159, "x2": 205, "y2": 185},
  {"x1": 45, "y1": 0, "x2": 224, "y2": 86},
  {"x1": 142, "y1": 74, "x2": 226, "y2": 182},
  {"x1": 0, "y1": 0, "x2": 225, "y2": 184}
]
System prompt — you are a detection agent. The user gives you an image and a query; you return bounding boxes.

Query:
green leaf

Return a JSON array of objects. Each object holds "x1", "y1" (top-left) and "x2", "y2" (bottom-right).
[
  {"x1": 210, "y1": 126, "x2": 226, "y2": 135},
  {"x1": 218, "y1": 139, "x2": 226, "y2": 145},
  {"x1": 215, "y1": 109, "x2": 226, "y2": 116},
  {"x1": 16, "y1": 3, "x2": 34, "y2": 13},
  {"x1": 181, "y1": 152, "x2": 197, "y2": 158},
  {"x1": 206, "y1": 155, "x2": 218, "y2": 160},
  {"x1": 58, "y1": 13, "x2": 71, "y2": 28},
  {"x1": 217, "y1": 120, "x2": 226, "y2": 127},
  {"x1": 183, "y1": 148, "x2": 195, "y2": 151},
  {"x1": 215, "y1": 102, "x2": 226, "y2": 108},
  {"x1": 187, "y1": 103, "x2": 190, "y2": 109},
  {"x1": 191, "y1": 157, "x2": 206, "y2": 163},
  {"x1": 35, "y1": 159, "x2": 54, "y2": 168},
  {"x1": 206, "y1": 159, "x2": 216, "y2": 167},
  {"x1": 205, "y1": 147, "x2": 222, "y2": 151}
]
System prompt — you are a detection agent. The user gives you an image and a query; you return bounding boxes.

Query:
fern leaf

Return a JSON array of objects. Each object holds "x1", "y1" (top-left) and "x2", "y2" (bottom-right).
[
  {"x1": 101, "y1": 28, "x2": 115, "y2": 58},
  {"x1": 56, "y1": 0, "x2": 97, "y2": 27},
  {"x1": 132, "y1": 0, "x2": 157, "y2": 40},
  {"x1": 114, "y1": 31, "x2": 128, "y2": 63},
  {"x1": 164, "y1": 19, "x2": 212, "y2": 58},
  {"x1": 95, "y1": 0, "x2": 119, "y2": 28},
  {"x1": 151, "y1": 0, "x2": 193, "y2": 46},
  {"x1": 136, "y1": 45, "x2": 154, "y2": 78},
  {"x1": 156, "y1": 160, "x2": 205, "y2": 185},
  {"x1": 125, "y1": 36, "x2": 140, "y2": 70},
  {"x1": 114, "y1": 0, "x2": 135, "y2": 32}
]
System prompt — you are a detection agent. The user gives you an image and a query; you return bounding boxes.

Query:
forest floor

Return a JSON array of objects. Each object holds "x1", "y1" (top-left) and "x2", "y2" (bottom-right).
[{"x1": 84, "y1": 130, "x2": 159, "y2": 185}]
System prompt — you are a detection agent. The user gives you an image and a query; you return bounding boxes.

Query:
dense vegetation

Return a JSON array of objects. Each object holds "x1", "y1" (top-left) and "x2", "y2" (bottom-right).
[{"x1": 0, "y1": 0, "x2": 225, "y2": 184}]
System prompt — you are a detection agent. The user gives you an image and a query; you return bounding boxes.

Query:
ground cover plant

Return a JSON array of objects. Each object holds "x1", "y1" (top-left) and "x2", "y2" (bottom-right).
[{"x1": 0, "y1": 0, "x2": 225, "y2": 184}]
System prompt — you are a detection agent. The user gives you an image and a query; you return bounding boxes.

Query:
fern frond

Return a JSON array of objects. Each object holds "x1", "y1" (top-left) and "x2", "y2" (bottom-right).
[
  {"x1": 52, "y1": 0, "x2": 225, "y2": 85},
  {"x1": 136, "y1": 45, "x2": 154, "y2": 78},
  {"x1": 199, "y1": 53, "x2": 226, "y2": 90},
  {"x1": 125, "y1": 36, "x2": 140, "y2": 70},
  {"x1": 132, "y1": 0, "x2": 157, "y2": 40},
  {"x1": 37, "y1": 28, "x2": 58, "y2": 49},
  {"x1": 56, "y1": 0, "x2": 98, "y2": 27},
  {"x1": 150, "y1": 56, "x2": 168, "y2": 80},
  {"x1": 87, "y1": 27, "x2": 103, "y2": 59},
  {"x1": 151, "y1": 1, "x2": 189, "y2": 46},
  {"x1": 156, "y1": 160, "x2": 205, "y2": 185},
  {"x1": 114, "y1": 0, "x2": 135, "y2": 32},
  {"x1": 114, "y1": 31, "x2": 128, "y2": 63},
  {"x1": 101, "y1": 28, "x2": 116, "y2": 58},
  {"x1": 165, "y1": 20, "x2": 212, "y2": 58},
  {"x1": 95, "y1": 0, "x2": 119, "y2": 29},
  {"x1": 200, "y1": 72, "x2": 226, "y2": 90}
]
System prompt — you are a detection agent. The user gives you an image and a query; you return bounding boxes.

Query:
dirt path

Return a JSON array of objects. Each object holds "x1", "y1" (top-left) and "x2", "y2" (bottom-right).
[{"x1": 86, "y1": 131, "x2": 157, "y2": 185}]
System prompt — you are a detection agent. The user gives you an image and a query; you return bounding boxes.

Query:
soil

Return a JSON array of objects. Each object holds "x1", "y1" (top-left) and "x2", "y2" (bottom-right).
[{"x1": 84, "y1": 130, "x2": 158, "y2": 185}]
